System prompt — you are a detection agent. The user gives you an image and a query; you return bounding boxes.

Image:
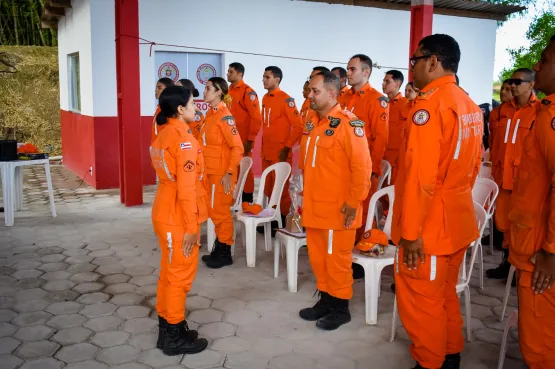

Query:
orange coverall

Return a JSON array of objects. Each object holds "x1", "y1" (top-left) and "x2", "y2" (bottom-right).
[
  {"x1": 150, "y1": 118, "x2": 208, "y2": 324},
  {"x1": 346, "y1": 82, "x2": 389, "y2": 241},
  {"x1": 490, "y1": 93, "x2": 537, "y2": 247},
  {"x1": 300, "y1": 98, "x2": 311, "y2": 122},
  {"x1": 384, "y1": 92, "x2": 409, "y2": 184},
  {"x1": 189, "y1": 111, "x2": 204, "y2": 141},
  {"x1": 300, "y1": 104, "x2": 371, "y2": 299},
  {"x1": 261, "y1": 88, "x2": 304, "y2": 216},
  {"x1": 508, "y1": 96, "x2": 555, "y2": 369},
  {"x1": 391, "y1": 76, "x2": 482, "y2": 369},
  {"x1": 338, "y1": 85, "x2": 352, "y2": 110},
  {"x1": 151, "y1": 105, "x2": 166, "y2": 145},
  {"x1": 199, "y1": 101, "x2": 244, "y2": 246},
  {"x1": 229, "y1": 80, "x2": 262, "y2": 194}
]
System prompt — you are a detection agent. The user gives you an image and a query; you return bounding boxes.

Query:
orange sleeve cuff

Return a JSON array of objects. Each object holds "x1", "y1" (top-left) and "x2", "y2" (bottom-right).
[{"x1": 543, "y1": 241, "x2": 555, "y2": 254}]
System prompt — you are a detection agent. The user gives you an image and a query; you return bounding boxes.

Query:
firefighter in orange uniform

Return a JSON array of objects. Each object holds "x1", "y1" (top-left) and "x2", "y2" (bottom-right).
[
  {"x1": 391, "y1": 35, "x2": 482, "y2": 369},
  {"x1": 226, "y1": 62, "x2": 262, "y2": 203},
  {"x1": 176, "y1": 79, "x2": 204, "y2": 140},
  {"x1": 300, "y1": 81, "x2": 311, "y2": 121},
  {"x1": 258, "y1": 66, "x2": 304, "y2": 232},
  {"x1": 332, "y1": 66, "x2": 351, "y2": 109},
  {"x1": 382, "y1": 70, "x2": 409, "y2": 184},
  {"x1": 487, "y1": 69, "x2": 538, "y2": 281},
  {"x1": 151, "y1": 78, "x2": 175, "y2": 144},
  {"x1": 150, "y1": 86, "x2": 208, "y2": 356},
  {"x1": 346, "y1": 54, "x2": 389, "y2": 242},
  {"x1": 199, "y1": 77, "x2": 244, "y2": 269},
  {"x1": 298, "y1": 71, "x2": 371, "y2": 331},
  {"x1": 508, "y1": 34, "x2": 555, "y2": 369}
]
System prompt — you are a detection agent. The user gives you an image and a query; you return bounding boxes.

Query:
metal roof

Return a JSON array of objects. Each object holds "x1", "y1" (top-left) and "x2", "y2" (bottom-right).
[{"x1": 300, "y1": 0, "x2": 526, "y2": 20}]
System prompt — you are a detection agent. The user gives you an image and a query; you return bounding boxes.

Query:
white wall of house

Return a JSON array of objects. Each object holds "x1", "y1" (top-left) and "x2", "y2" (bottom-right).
[{"x1": 57, "y1": 0, "x2": 498, "y2": 117}]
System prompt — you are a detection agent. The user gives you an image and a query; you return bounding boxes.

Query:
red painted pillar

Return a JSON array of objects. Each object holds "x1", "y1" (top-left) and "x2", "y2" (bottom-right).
[
  {"x1": 409, "y1": 0, "x2": 434, "y2": 80},
  {"x1": 115, "y1": 0, "x2": 143, "y2": 206}
]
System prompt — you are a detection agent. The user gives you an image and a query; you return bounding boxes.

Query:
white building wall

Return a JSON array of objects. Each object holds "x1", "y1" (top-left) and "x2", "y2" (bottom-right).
[{"x1": 57, "y1": 0, "x2": 94, "y2": 115}]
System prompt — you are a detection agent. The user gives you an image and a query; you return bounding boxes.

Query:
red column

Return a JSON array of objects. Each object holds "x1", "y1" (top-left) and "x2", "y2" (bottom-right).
[
  {"x1": 115, "y1": 0, "x2": 143, "y2": 206},
  {"x1": 409, "y1": 0, "x2": 434, "y2": 80}
]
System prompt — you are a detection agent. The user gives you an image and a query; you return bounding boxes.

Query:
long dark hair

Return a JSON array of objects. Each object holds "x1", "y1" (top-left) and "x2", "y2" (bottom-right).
[
  {"x1": 177, "y1": 79, "x2": 199, "y2": 97},
  {"x1": 156, "y1": 86, "x2": 192, "y2": 126},
  {"x1": 157, "y1": 77, "x2": 174, "y2": 88},
  {"x1": 208, "y1": 77, "x2": 230, "y2": 107}
]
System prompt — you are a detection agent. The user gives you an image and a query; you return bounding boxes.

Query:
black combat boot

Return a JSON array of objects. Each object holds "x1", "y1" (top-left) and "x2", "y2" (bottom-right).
[
  {"x1": 299, "y1": 291, "x2": 332, "y2": 321},
  {"x1": 486, "y1": 249, "x2": 511, "y2": 279},
  {"x1": 441, "y1": 353, "x2": 461, "y2": 369},
  {"x1": 352, "y1": 263, "x2": 365, "y2": 279},
  {"x1": 315, "y1": 295, "x2": 351, "y2": 330},
  {"x1": 205, "y1": 242, "x2": 233, "y2": 269},
  {"x1": 157, "y1": 317, "x2": 198, "y2": 350},
  {"x1": 162, "y1": 321, "x2": 208, "y2": 356},
  {"x1": 202, "y1": 239, "x2": 221, "y2": 263}
]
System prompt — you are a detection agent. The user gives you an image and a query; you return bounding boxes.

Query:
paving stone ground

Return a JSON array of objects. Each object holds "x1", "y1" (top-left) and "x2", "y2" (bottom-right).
[{"x1": 0, "y1": 165, "x2": 525, "y2": 369}]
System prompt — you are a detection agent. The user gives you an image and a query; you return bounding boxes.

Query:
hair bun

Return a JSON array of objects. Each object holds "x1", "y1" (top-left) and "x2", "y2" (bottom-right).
[
  {"x1": 223, "y1": 94, "x2": 232, "y2": 106},
  {"x1": 193, "y1": 88, "x2": 199, "y2": 98},
  {"x1": 156, "y1": 112, "x2": 168, "y2": 126}
]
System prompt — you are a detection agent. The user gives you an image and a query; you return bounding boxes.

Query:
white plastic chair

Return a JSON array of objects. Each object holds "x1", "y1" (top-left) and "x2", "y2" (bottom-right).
[
  {"x1": 377, "y1": 160, "x2": 392, "y2": 191},
  {"x1": 500, "y1": 265, "x2": 516, "y2": 322},
  {"x1": 235, "y1": 162, "x2": 291, "y2": 267},
  {"x1": 478, "y1": 161, "x2": 493, "y2": 180},
  {"x1": 352, "y1": 185, "x2": 395, "y2": 325},
  {"x1": 482, "y1": 149, "x2": 490, "y2": 162},
  {"x1": 497, "y1": 309, "x2": 518, "y2": 369},
  {"x1": 472, "y1": 177, "x2": 499, "y2": 287},
  {"x1": 206, "y1": 157, "x2": 253, "y2": 255},
  {"x1": 274, "y1": 230, "x2": 306, "y2": 292},
  {"x1": 390, "y1": 201, "x2": 487, "y2": 342}
]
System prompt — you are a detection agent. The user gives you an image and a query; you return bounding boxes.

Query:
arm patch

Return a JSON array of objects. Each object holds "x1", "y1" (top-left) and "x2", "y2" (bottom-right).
[
  {"x1": 222, "y1": 116, "x2": 235, "y2": 126},
  {"x1": 349, "y1": 120, "x2": 365, "y2": 128}
]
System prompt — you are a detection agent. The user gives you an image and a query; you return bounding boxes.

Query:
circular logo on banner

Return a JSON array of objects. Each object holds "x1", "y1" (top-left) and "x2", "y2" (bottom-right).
[
  {"x1": 197, "y1": 64, "x2": 217, "y2": 85},
  {"x1": 158, "y1": 62, "x2": 179, "y2": 82},
  {"x1": 412, "y1": 109, "x2": 430, "y2": 126}
]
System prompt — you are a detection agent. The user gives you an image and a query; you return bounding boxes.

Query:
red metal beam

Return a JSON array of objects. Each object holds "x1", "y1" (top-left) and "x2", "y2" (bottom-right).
[
  {"x1": 409, "y1": 0, "x2": 433, "y2": 81},
  {"x1": 115, "y1": 0, "x2": 143, "y2": 206}
]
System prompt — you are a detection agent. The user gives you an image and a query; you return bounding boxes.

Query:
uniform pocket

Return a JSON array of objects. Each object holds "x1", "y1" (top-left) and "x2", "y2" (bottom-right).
[{"x1": 203, "y1": 146, "x2": 221, "y2": 171}]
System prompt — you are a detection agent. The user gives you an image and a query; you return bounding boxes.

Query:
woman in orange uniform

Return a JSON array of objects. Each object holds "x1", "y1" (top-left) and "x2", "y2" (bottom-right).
[
  {"x1": 151, "y1": 78, "x2": 174, "y2": 144},
  {"x1": 150, "y1": 86, "x2": 208, "y2": 356},
  {"x1": 176, "y1": 79, "x2": 204, "y2": 140},
  {"x1": 199, "y1": 77, "x2": 244, "y2": 269}
]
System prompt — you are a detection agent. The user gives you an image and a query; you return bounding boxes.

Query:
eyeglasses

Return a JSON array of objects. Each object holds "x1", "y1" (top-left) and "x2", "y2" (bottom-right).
[
  {"x1": 409, "y1": 54, "x2": 431, "y2": 67},
  {"x1": 506, "y1": 78, "x2": 533, "y2": 86}
]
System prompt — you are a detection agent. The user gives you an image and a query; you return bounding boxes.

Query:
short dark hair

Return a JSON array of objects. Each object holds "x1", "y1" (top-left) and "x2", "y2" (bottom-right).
[
  {"x1": 512, "y1": 68, "x2": 535, "y2": 81},
  {"x1": 418, "y1": 34, "x2": 461, "y2": 73},
  {"x1": 321, "y1": 71, "x2": 340, "y2": 93},
  {"x1": 386, "y1": 70, "x2": 404, "y2": 84},
  {"x1": 157, "y1": 78, "x2": 174, "y2": 88},
  {"x1": 350, "y1": 54, "x2": 373, "y2": 72},
  {"x1": 406, "y1": 82, "x2": 414, "y2": 88},
  {"x1": 312, "y1": 66, "x2": 330, "y2": 73},
  {"x1": 157, "y1": 86, "x2": 192, "y2": 126},
  {"x1": 265, "y1": 66, "x2": 283, "y2": 83},
  {"x1": 229, "y1": 62, "x2": 245, "y2": 76},
  {"x1": 177, "y1": 79, "x2": 199, "y2": 98},
  {"x1": 331, "y1": 67, "x2": 347, "y2": 79}
]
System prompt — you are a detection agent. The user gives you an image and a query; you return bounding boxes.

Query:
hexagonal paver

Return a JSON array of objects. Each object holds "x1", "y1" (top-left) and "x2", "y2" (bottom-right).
[
  {"x1": 37, "y1": 247, "x2": 64, "y2": 256},
  {"x1": 224, "y1": 351, "x2": 271, "y2": 369},
  {"x1": 15, "y1": 288, "x2": 47, "y2": 302},
  {"x1": 67, "y1": 264, "x2": 97, "y2": 274},
  {"x1": 45, "y1": 290, "x2": 80, "y2": 303},
  {"x1": 65, "y1": 360, "x2": 107, "y2": 369},
  {"x1": 91, "y1": 331, "x2": 130, "y2": 348},
  {"x1": 55, "y1": 343, "x2": 99, "y2": 364},
  {"x1": 0, "y1": 286, "x2": 16, "y2": 297},
  {"x1": 85, "y1": 316, "x2": 124, "y2": 332},
  {"x1": 11, "y1": 269, "x2": 43, "y2": 280},
  {"x1": 128, "y1": 333, "x2": 157, "y2": 350},
  {"x1": 88, "y1": 250, "x2": 115, "y2": 258},
  {"x1": 180, "y1": 349, "x2": 223, "y2": 369},
  {"x1": 253, "y1": 337, "x2": 293, "y2": 357},
  {"x1": 0, "y1": 276, "x2": 16, "y2": 285},
  {"x1": 86, "y1": 243, "x2": 110, "y2": 251},
  {"x1": 188, "y1": 309, "x2": 223, "y2": 324},
  {"x1": 138, "y1": 348, "x2": 182, "y2": 367},
  {"x1": 474, "y1": 328, "x2": 504, "y2": 344},
  {"x1": 65, "y1": 256, "x2": 94, "y2": 264},
  {"x1": 186, "y1": 296, "x2": 211, "y2": 311},
  {"x1": 12, "y1": 261, "x2": 42, "y2": 270},
  {"x1": 14, "y1": 299, "x2": 49, "y2": 313},
  {"x1": 211, "y1": 336, "x2": 250, "y2": 354},
  {"x1": 47, "y1": 314, "x2": 87, "y2": 329},
  {"x1": 19, "y1": 357, "x2": 65, "y2": 369},
  {"x1": 63, "y1": 249, "x2": 90, "y2": 257},
  {"x1": 70, "y1": 273, "x2": 101, "y2": 283},
  {"x1": 135, "y1": 285, "x2": 157, "y2": 297},
  {"x1": 224, "y1": 309, "x2": 261, "y2": 326},
  {"x1": 41, "y1": 255, "x2": 66, "y2": 263},
  {"x1": 97, "y1": 345, "x2": 140, "y2": 365},
  {"x1": 52, "y1": 327, "x2": 93, "y2": 345},
  {"x1": 80, "y1": 303, "x2": 117, "y2": 318},
  {"x1": 0, "y1": 309, "x2": 17, "y2": 322},
  {"x1": 109, "y1": 293, "x2": 144, "y2": 306},
  {"x1": 39, "y1": 263, "x2": 69, "y2": 272},
  {"x1": 116, "y1": 306, "x2": 150, "y2": 319},
  {"x1": 123, "y1": 318, "x2": 157, "y2": 334},
  {"x1": 77, "y1": 292, "x2": 110, "y2": 305},
  {"x1": 128, "y1": 275, "x2": 158, "y2": 287},
  {"x1": 12, "y1": 311, "x2": 53, "y2": 326},
  {"x1": 110, "y1": 364, "x2": 149, "y2": 369},
  {"x1": 269, "y1": 353, "x2": 316, "y2": 369},
  {"x1": 15, "y1": 278, "x2": 46, "y2": 289},
  {"x1": 95, "y1": 265, "x2": 124, "y2": 276},
  {"x1": 41, "y1": 271, "x2": 73, "y2": 281},
  {"x1": 123, "y1": 266, "x2": 154, "y2": 277},
  {"x1": 73, "y1": 282, "x2": 105, "y2": 294},
  {"x1": 100, "y1": 274, "x2": 130, "y2": 285},
  {"x1": 0, "y1": 354, "x2": 23, "y2": 369},
  {"x1": 16, "y1": 340, "x2": 60, "y2": 359},
  {"x1": 198, "y1": 322, "x2": 236, "y2": 339},
  {"x1": 14, "y1": 325, "x2": 55, "y2": 341},
  {"x1": 103, "y1": 284, "x2": 136, "y2": 294},
  {"x1": 0, "y1": 337, "x2": 20, "y2": 354},
  {"x1": 46, "y1": 301, "x2": 83, "y2": 315},
  {"x1": 211, "y1": 298, "x2": 246, "y2": 312},
  {"x1": 43, "y1": 280, "x2": 77, "y2": 292},
  {"x1": 91, "y1": 257, "x2": 120, "y2": 267}
]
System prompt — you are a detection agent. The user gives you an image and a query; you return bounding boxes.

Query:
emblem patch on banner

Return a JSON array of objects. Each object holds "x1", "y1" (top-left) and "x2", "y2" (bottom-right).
[
  {"x1": 196, "y1": 64, "x2": 217, "y2": 85},
  {"x1": 158, "y1": 62, "x2": 179, "y2": 82}
]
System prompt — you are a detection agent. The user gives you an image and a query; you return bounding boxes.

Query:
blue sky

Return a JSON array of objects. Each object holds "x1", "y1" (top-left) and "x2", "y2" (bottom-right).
[{"x1": 494, "y1": 0, "x2": 550, "y2": 80}]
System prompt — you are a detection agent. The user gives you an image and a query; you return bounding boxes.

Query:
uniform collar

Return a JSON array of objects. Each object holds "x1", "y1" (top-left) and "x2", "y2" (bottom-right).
[
  {"x1": 167, "y1": 117, "x2": 184, "y2": 126},
  {"x1": 541, "y1": 93, "x2": 555, "y2": 106},
  {"x1": 230, "y1": 79, "x2": 245, "y2": 90},
  {"x1": 391, "y1": 92, "x2": 402, "y2": 102},
  {"x1": 211, "y1": 101, "x2": 226, "y2": 112},
  {"x1": 316, "y1": 103, "x2": 343, "y2": 124},
  {"x1": 420, "y1": 75, "x2": 457, "y2": 94},
  {"x1": 352, "y1": 82, "x2": 372, "y2": 95},
  {"x1": 340, "y1": 85, "x2": 349, "y2": 94},
  {"x1": 510, "y1": 91, "x2": 537, "y2": 107},
  {"x1": 268, "y1": 87, "x2": 281, "y2": 97}
]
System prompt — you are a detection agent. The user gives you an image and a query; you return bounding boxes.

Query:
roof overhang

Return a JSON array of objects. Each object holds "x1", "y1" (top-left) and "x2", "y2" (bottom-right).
[
  {"x1": 298, "y1": 0, "x2": 526, "y2": 21},
  {"x1": 40, "y1": 0, "x2": 72, "y2": 30}
]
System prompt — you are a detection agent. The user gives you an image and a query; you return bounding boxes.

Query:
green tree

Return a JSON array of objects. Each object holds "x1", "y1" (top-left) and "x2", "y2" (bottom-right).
[{"x1": 0, "y1": 0, "x2": 57, "y2": 46}]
